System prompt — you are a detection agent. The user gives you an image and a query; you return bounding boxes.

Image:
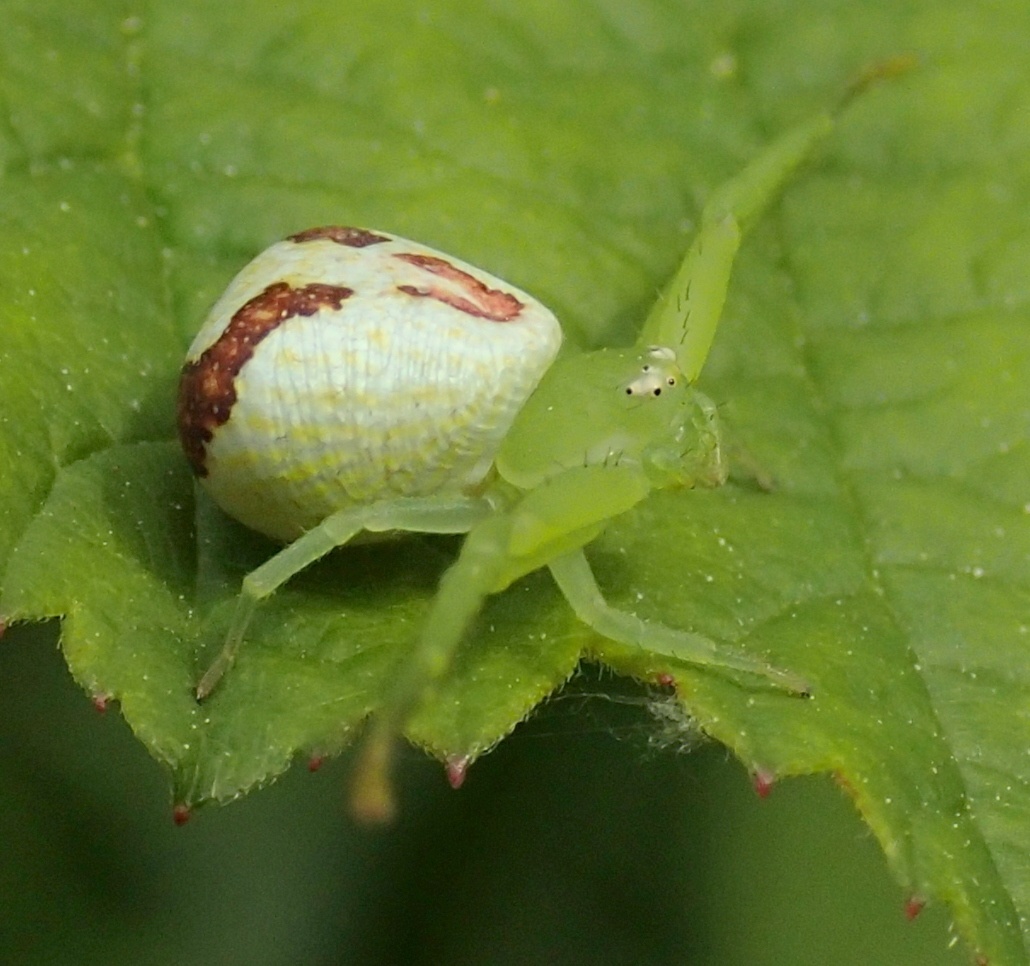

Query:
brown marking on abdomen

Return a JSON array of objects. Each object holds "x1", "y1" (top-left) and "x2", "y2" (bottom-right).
[
  {"x1": 288, "y1": 226, "x2": 391, "y2": 247},
  {"x1": 178, "y1": 281, "x2": 353, "y2": 477},
  {"x1": 394, "y1": 252, "x2": 524, "y2": 322}
]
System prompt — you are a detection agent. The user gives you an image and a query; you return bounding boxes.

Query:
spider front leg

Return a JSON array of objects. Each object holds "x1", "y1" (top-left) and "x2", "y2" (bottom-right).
[
  {"x1": 639, "y1": 111, "x2": 837, "y2": 377},
  {"x1": 349, "y1": 513, "x2": 517, "y2": 822},
  {"x1": 349, "y1": 465, "x2": 652, "y2": 821},
  {"x1": 640, "y1": 57, "x2": 914, "y2": 377},
  {"x1": 548, "y1": 551, "x2": 809, "y2": 695},
  {"x1": 195, "y1": 495, "x2": 491, "y2": 699}
]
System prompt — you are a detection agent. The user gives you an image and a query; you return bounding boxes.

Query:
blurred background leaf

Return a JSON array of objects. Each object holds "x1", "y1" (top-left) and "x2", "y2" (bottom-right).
[{"x1": 0, "y1": 624, "x2": 970, "y2": 965}]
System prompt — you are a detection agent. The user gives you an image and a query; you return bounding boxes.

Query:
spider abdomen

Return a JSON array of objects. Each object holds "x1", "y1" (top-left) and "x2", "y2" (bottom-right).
[{"x1": 178, "y1": 227, "x2": 562, "y2": 541}]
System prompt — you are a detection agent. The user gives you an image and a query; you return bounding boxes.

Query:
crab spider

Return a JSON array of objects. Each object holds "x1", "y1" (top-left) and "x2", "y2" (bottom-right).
[{"x1": 178, "y1": 63, "x2": 907, "y2": 820}]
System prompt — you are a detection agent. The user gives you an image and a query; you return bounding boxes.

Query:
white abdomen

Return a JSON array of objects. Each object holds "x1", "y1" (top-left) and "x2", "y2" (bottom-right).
[{"x1": 178, "y1": 227, "x2": 562, "y2": 541}]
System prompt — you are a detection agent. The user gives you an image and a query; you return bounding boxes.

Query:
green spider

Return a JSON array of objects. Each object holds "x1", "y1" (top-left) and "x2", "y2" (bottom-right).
[{"x1": 178, "y1": 62, "x2": 905, "y2": 820}]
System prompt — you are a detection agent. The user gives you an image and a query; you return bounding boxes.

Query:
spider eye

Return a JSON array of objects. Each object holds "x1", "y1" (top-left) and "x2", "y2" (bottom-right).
[{"x1": 621, "y1": 346, "x2": 684, "y2": 398}]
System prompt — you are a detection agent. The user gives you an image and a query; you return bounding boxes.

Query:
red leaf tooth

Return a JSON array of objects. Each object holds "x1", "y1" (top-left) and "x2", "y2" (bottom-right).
[
  {"x1": 752, "y1": 768, "x2": 776, "y2": 799},
  {"x1": 445, "y1": 756, "x2": 469, "y2": 790},
  {"x1": 904, "y1": 895, "x2": 926, "y2": 920}
]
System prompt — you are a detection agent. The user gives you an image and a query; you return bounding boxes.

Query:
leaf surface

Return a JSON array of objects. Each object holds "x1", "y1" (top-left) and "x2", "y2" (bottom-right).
[{"x1": 1, "y1": 1, "x2": 1027, "y2": 962}]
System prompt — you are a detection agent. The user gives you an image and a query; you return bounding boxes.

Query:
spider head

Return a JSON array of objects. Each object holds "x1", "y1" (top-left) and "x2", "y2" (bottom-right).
[{"x1": 498, "y1": 344, "x2": 725, "y2": 492}]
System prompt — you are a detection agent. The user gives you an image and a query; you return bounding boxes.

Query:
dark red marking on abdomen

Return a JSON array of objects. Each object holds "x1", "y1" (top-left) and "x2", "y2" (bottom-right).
[
  {"x1": 177, "y1": 281, "x2": 353, "y2": 477},
  {"x1": 394, "y1": 252, "x2": 524, "y2": 322},
  {"x1": 288, "y1": 226, "x2": 391, "y2": 247}
]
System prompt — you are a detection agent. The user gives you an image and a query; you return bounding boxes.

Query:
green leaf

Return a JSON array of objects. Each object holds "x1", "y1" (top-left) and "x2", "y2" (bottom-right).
[{"x1": 1, "y1": 1, "x2": 1027, "y2": 963}]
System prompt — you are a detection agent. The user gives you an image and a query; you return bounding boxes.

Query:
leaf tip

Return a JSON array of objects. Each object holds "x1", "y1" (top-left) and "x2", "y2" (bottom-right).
[
  {"x1": 904, "y1": 895, "x2": 926, "y2": 921},
  {"x1": 445, "y1": 755, "x2": 469, "y2": 789},
  {"x1": 751, "y1": 767, "x2": 776, "y2": 799},
  {"x1": 91, "y1": 693, "x2": 110, "y2": 714},
  {"x1": 833, "y1": 771, "x2": 856, "y2": 796},
  {"x1": 172, "y1": 804, "x2": 192, "y2": 826}
]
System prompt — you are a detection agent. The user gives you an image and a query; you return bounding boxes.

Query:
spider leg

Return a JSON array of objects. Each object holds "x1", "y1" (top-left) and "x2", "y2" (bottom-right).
[
  {"x1": 548, "y1": 549, "x2": 809, "y2": 695},
  {"x1": 349, "y1": 512, "x2": 513, "y2": 821},
  {"x1": 350, "y1": 465, "x2": 649, "y2": 821},
  {"x1": 196, "y1": 496, "x2": 489, "y2": 699},
  {"x1": 639, "y1": 112, "x2": 837, "y2": 379}
]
